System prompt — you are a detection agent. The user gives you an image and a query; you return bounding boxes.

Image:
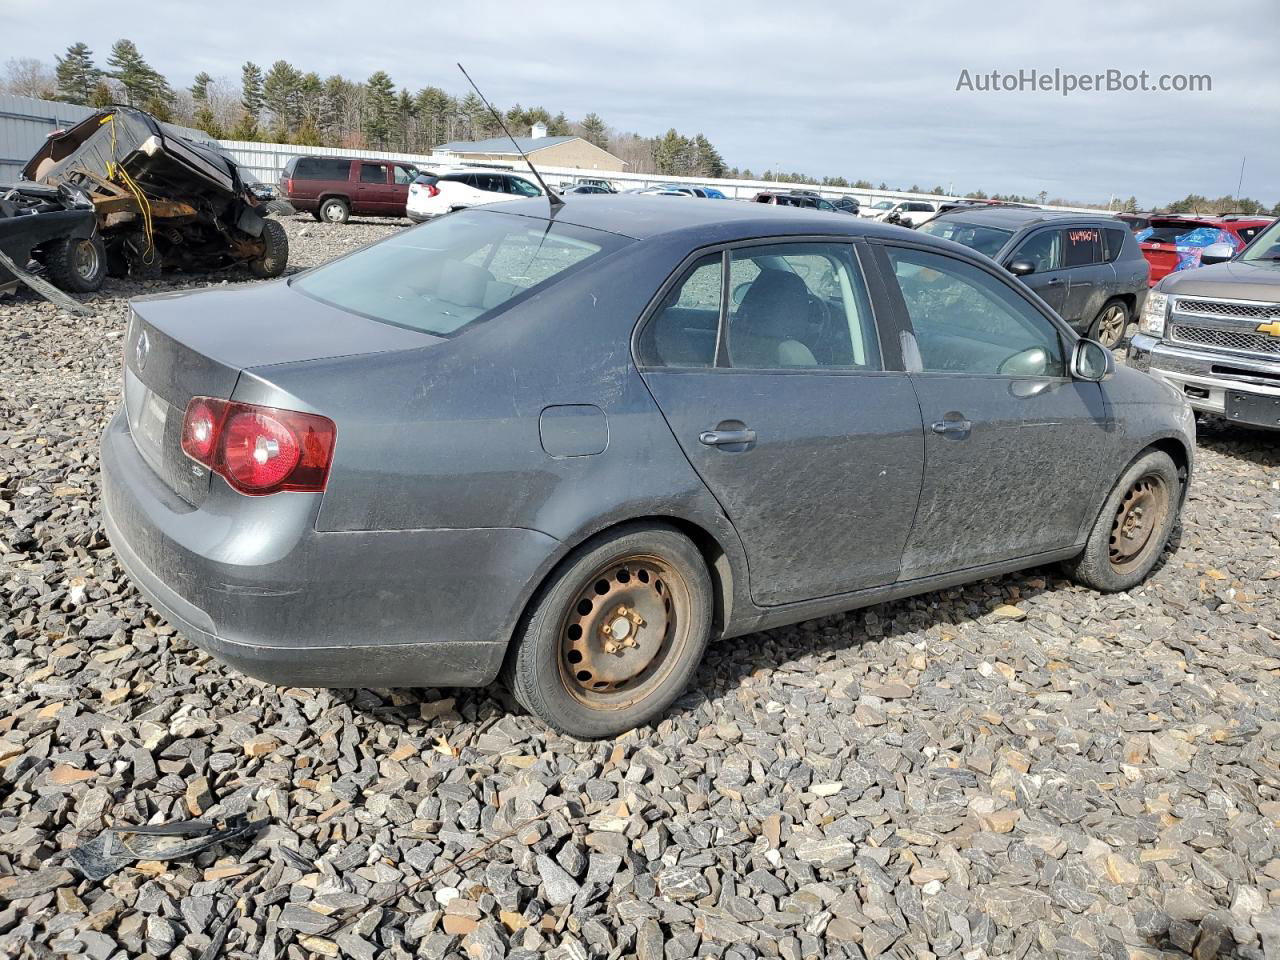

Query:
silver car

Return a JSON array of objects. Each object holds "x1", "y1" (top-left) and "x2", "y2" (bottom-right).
[{"x1": 101, "y1": 196, "x2": 1195, "y2": 737}]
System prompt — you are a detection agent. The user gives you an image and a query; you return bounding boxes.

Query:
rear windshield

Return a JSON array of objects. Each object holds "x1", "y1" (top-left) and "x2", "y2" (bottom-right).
[
  {"x1": 292, "y1": 209, "x2": 626, "y2": 336},
  {"x1": 918, "y1": 219, "x2": 1013, "y2": 259},
  {"x1": 1141, "y1": 223, "x2": 1208, "y2": 243}
]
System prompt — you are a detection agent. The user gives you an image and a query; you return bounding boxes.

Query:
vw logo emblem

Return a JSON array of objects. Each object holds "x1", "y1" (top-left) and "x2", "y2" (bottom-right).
[{"x1": 135, "y1": 329, "x2": 150, "y2": 370}]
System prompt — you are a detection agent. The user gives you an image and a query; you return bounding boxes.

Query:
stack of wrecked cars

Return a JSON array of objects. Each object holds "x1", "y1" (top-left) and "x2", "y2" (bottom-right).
[{"x1": 1, "y1": 106, "x2": 287, "y2": 297}]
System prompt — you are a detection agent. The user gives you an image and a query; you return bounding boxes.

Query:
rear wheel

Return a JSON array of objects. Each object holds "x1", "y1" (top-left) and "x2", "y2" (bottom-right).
[
  {"x1": 320, "y1": 198, "x2": 349, "y2": 224},
  {"x1": 1089, "y1": 299, "x2": 1129, "y2": 349},
  {"x1": 506, "y1": 524, "x2": 713, "y2": 738},
  {"x1": 1062, "y1": 450, "x2": 1180, "y2": 592},
  {"x1": 44, "y1": 234, "x2": 106, "y2": 293},
  {"x1": 248, "y1": 219, "x2": 289, "y2": 278}
]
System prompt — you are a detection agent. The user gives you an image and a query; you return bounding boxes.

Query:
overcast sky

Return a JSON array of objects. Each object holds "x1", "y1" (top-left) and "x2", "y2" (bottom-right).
[{"x1": 5, "y1": 0, "x2": 1276, "y2": 206}]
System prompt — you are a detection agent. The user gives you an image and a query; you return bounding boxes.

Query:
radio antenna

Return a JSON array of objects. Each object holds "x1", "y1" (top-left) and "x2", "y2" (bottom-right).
[{"x1": 457, "y1": 63, "x2": 563, "y2": 211}]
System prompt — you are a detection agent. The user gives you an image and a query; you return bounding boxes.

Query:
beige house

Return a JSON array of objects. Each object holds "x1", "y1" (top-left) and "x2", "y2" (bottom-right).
[{"x1": 437, "y1": 122, "x2": 626, "y2": 173}]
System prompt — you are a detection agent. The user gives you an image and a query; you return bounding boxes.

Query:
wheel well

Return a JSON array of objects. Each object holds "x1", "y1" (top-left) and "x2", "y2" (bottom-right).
[
  {"x1": 512, "y1": 515, "x2": 734, "y2": 650},
  {"x1": 1111, "y1": 293, "x2": 1137, "y2": 316},
  {"x1": 1147, "y1": 437, "x2": 1191, "y2": 504},
  {"x1": 318, "y1": 193, "x2": 350, "y2": 207}
]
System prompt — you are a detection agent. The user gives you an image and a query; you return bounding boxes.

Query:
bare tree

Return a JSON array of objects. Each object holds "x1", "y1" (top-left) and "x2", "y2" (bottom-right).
[{"x1": 3, "y1": 57, "x2": 57, "y2": 98}]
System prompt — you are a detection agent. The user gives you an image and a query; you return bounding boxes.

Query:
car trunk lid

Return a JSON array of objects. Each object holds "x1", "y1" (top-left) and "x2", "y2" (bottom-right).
[{"x1": 123, "y1": 280, "x2": 440, "y2": 506}]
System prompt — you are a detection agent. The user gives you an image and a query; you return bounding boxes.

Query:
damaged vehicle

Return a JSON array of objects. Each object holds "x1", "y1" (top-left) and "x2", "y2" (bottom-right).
[
  {"x1": 22, "y1": 106, "x2": 287, "y2": 280},
  {"x1": 0, "y1": 180, "x2": 105, "y2": 294}
]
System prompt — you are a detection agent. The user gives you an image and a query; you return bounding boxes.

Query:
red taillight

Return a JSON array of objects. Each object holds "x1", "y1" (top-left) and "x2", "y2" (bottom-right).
[
  {"x1": 425, "y1": 184, "x2": 439, "y2": 198},
  {"x1": 285, "y1": 178, "x2": 294, "y2": 194},
  {"x1": 180, "y1": 397, "x2": 335, "y2": 496}
]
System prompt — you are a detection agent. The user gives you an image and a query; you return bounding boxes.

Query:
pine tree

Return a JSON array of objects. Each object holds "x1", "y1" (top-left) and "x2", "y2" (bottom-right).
[
  {"x1": 395, "y1": 89, "x2": 415, "y2": 150},
  {"x1": 363, "y1": 71, "x2": 396, "y2": 148},
  {"x1": 414, "y1": 86, "x2": 454, "y2": 148},
  {"x1": 88, "y1": 80, "x2": 114, "y2": 108},
  {"x1": 457, "y1": 92, "x2": 487, "y2": 139},
  {"x1": 241, "y1": 62, "x2": 265, "y2": 121},
  {"x1": 579, "y1": 113, "x2": 608, "y2": 149},
  {"x1": 692, "y1": 134, "x2": 725, "y2": 178},
  {"x1": 106, "y1": 40, "x2": 172, "y2": 108},
  {"x1": 547, "y1": 112, "x2": 571, "y2": 136},
  {"x1": 262, "y1": 60, "x2": 302, "y2": 140},
  {"x1": 190, "y1": 71, "x2": 213, "y2": 103},
  {"x1": 55, "y1": 43, "x2": 98, "y2": 104}
]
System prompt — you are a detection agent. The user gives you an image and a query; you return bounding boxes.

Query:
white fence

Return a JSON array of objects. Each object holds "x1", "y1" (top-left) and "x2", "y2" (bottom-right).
[
  {"x1": 1, "y1": 95, "x2": 1108, "y2": 215},
  {"x1": 217, "y1": 138, "x2": 1109, "y2": 215}
]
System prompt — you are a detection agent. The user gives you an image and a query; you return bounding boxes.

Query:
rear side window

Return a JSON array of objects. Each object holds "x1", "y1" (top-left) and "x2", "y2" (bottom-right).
[
  {"x1": 293, "y1": 210, "x2": 625, "y2": 336},
  {"x1": 1063, "y1": 227, "x2": 1103, "y2": 267},
  {"x1": 638, "y1": 254, "x2": 722, "y2": 368},
  {"x1": 1102, "y1": 228, "x2": 1127, "y2": 262},
  {"x1": 295, "y1": 157, "x2": 352, "y2": 180},
  {"x1": 360, "y1": 163, "x2": 389, "y2": 184},
  {"x1": 1237, "y1": 225, "x2": 1264, "y2": 243}
]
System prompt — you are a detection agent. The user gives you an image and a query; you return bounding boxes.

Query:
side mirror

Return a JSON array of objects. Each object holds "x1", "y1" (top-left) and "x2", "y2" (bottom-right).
[
  {"x1": 1199, "y1": 242, "x2": 1234, "y2": 266},
  {"x1": 1072, "y1": 338, "x2": 1115, "y2": 381},
  {"x1": 1008, "y1": 258, "x2": 1037, "y2": 277}
]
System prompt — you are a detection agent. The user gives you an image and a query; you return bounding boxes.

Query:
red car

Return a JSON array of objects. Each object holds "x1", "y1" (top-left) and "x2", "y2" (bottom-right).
[
  {"x1": 279, "y1": 156, "x2": 421, "y2": 224},
  {"x1": 1138, "y1": 214, "x2": 1273, "y2": 285}
]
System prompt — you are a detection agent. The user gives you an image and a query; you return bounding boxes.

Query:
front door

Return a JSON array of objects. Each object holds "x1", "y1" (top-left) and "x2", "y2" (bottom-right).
[
  {"x1": 876, "y1": 243, "x2": 1109, "y2": 579},
  {"x1": 1005, "y1": 227, "x2": 1069, "y2": 315},
  {"x1": 638, "y1": 241, "x2": 925, "y2": 606}
]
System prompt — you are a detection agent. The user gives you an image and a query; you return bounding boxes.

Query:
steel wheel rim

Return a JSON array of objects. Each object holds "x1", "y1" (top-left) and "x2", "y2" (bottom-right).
[
  {"x1": 1108, "y1": 473, "x2": 1169, "y2": 574},
  {"x1": 1098, "y1": 306, "x2": 1126, "y2": 348},
  {"x1": 74, "y1": 239, "x2": 100, "y2": 280},
  {"x1": 325, "y1": 204, "x2": 344, "y2": 222},
  {"x1": 558, "y1": 553, "x2": 692, "y2": 710}
]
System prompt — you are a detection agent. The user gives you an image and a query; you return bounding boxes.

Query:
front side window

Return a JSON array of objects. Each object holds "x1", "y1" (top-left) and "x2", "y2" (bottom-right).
[
  {"x1": 507, "y1": 177, "x2": 541, "y2": 197},
  {"x1": 1011, "y1": 229, "x2": 1061, "y2": 272},
  {"x1": 293, "y1": 210, "x2": 625, "y2": 336},
  {"x1": 360, "y1": 162, "x2": 389, "y2": 184},
  {"x1": 1063, "y1": 227, "x2": 1103, "y2": 267},
  {"x1": 887, "y1": 247, "x2": 1066, "y2": 377},
  {"x1": 393, "y1": 165, "x2": 415, "y2": 185},
  {"x1": 1241, "y1": 218, "x2": 1280, "y2": 262},
  {"x1": 919, "y1": 219, "x2": 1013, "y2": 259},
  {"x1": 726, "y1": 243, "x2": 880, "y2": 370}
]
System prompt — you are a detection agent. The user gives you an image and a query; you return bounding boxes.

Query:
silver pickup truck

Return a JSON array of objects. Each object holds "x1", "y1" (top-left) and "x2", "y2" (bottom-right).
[{"x1": 1128, "y1": 216, "x2": 1280, "y2": 430}]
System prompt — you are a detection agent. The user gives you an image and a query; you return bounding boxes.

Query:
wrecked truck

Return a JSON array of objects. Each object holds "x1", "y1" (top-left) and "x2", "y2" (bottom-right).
[{"x1": 21, "y1": 106, "x2": 287, "y2": 282}]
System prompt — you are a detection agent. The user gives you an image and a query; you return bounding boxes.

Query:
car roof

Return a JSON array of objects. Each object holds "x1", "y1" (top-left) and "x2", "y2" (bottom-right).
[
  {"x1": 474, "y1": 194, "x2": 951, "y2": 245},
  {"x1": 930, "y1": 206, "x2": 1119, "y2": 229}
]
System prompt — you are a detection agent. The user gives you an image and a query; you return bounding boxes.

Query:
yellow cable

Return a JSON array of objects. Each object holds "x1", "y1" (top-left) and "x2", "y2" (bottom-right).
[{"x1": 99, "y1": 111, "x2": 156, "y2": 263}]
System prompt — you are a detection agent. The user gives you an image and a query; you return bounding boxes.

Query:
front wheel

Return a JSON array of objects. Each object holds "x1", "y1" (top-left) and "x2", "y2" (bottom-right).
[
  {"x1": 44, "y1": 234, "x2": 106, "y2": 293},
  {"x1": 1090, "y1": 299, "x2": 1130, "y2": 349},
  {"x1": 506, "y1": 524, "x2": 713, "y2": 738},
  {"x1": 1062, "y1": 450, "x2": 1180, "y2": 592},
  {"x1": 248, "y1": 219, "x2": 289, "y2": 278}
]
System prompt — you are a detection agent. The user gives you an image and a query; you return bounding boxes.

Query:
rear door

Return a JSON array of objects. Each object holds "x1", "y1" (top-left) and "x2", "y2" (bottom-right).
[
  {"x1": 871, "y1": 242, "x2": 1108, "y2": 579},
  {"x1": 1061, "y1": 225, "x2": 1108, "y2": 331},
  {"x1": 638, "y1": 239, "x2": 925, "y2": 606},
  {"x1": 356, "y1": 161, "x2": 396, "y2": 214},
  {"x1": 1005, "y1": 227, "x2": 1069, "y2": 314}
]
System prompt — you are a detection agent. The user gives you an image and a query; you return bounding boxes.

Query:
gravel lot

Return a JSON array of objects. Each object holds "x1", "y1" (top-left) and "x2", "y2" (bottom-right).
[{"x1": 2, "y1": 215, "x2": 1278, "y2": 960}]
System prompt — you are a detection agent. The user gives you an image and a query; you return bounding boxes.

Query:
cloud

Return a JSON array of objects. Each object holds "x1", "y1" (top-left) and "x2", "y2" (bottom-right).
[{"x1": 6, "y1": 0, "x2": 1277, "y2": 205}]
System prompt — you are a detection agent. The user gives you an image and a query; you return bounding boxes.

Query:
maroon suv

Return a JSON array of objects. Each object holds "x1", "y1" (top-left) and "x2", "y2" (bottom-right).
[{"x1": 279, "y1": 156, "x2": 420, "y2": 224}]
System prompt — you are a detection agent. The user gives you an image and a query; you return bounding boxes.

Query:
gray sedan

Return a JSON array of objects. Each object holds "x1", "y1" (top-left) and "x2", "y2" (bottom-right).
[{"x1": 101, "y1": 196, "x2": 1195, "y2": 737}]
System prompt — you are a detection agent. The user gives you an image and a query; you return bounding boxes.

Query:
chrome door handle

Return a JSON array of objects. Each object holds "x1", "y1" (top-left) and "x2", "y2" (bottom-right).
[
  {"x1": 699, "y1": 428, "x2": 756, "y2": 446},
  {"x1": 930, "y1": 418, "x2": 972, "y2": 437}
]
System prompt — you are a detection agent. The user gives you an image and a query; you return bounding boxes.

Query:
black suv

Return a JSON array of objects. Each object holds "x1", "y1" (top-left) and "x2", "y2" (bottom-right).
[{"x1": 919, "y1": 208, "x2": 1150, "y2": 347}]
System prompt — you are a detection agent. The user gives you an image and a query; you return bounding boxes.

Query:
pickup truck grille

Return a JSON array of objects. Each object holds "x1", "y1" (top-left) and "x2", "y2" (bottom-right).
[
  {"x1": 1174, "y1": 297, "x2": 1280, "y2": 321},
  {"x1": 1170, "y1": 323, "x2": 1280, "y2": 357}
]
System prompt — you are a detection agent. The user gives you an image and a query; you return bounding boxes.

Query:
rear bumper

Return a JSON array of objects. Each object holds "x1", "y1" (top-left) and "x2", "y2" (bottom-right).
[
  {"x1": 100, "y1": 407, "x2": 560, "y2": 686},
  {"x1": 1127, "y1": 332, "x2": 1280, "y2": 427}
]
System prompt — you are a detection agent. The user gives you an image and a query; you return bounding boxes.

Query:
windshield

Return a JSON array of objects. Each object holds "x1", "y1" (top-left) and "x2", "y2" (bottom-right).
[
  {"x1": 918, "y1": 219, "x2": 1014, "y2": 259},
  {"x1": 293, "y1": 210, "x2": 626, "y2": 336},
  {"x1": 1239, "y1": 219, "x2": 1280, "y2": 263}
]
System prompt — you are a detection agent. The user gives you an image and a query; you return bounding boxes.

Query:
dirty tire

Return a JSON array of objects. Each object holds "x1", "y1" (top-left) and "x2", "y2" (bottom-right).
[
  {"x1": 1089, "y1": 298, "x2": 1130, "y2": 349},
  {"x1": 320, "y1": 198, "x2": 349, "y2": 224},
  {"x1": 506, "y1": 523, "x2": 713, "y2": 738},
  {"x1": 1063, "y1": 449, "x2": 1180, "y2": 592},
  {"x1": 248, "y1": 219, "x2": 289, "y2": 279},
  {"x1": 43, "y1": 234, "x2": 106, "y2": 293}
]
